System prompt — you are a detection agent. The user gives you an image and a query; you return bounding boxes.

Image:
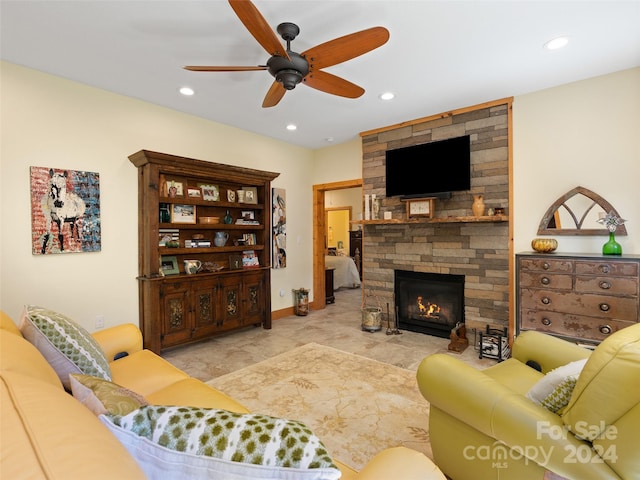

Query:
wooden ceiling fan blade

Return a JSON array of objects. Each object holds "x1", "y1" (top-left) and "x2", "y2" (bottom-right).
[
  {"x1": 302, "y1": 70, "x2": 364, "y2": 99},
  {"x1": 301, "y1": 26, "x2": 389, "y2": 70},
  {"x1": 228, "y1": 0, "x2": 289, "y2": 60},
  {"x1": 262, "y1": 80, "x2": 286, "y2": 108},
  {"x1": 183, "y1": 65, "x2": 267, "y2": 72}
]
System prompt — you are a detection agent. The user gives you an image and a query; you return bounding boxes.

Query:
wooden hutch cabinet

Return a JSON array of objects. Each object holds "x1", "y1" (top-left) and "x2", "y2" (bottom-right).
[
  {"x1": 129, "y1": 150, "x2": 279, "y2": 353},
  {"x1": 516, "y1": 252, "x2": 640, "y2": 345}
]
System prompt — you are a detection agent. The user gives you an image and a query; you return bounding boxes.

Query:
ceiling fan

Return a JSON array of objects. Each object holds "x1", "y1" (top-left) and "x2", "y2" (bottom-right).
[{"x1": 184, "y1": 0, "x2": 390, "y2": 107}]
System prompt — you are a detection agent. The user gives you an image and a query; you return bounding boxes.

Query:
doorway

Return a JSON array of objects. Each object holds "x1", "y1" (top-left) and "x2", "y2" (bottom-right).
[{"x1": 312, "y1": 179, "x2": 362, "y2": 310}]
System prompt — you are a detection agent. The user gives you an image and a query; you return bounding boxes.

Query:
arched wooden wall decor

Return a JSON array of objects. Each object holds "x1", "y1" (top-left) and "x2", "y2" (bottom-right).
[{"x1": 537, "y1": 186, "x2": 627, "y2": 236}]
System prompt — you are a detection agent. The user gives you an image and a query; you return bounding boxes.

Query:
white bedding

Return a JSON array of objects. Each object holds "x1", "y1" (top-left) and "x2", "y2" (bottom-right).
[{"x1": 325, "y1": 255, "x2": 361, "y2": 290}]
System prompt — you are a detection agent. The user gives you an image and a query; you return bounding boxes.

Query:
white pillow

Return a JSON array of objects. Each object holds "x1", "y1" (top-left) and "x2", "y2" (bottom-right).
[
  {"x1": 526, "y1": 358, "x2": 588, "y2": 413},
  {"x1": 100, "y1": 406, "x2": 341, "y2": 480}
]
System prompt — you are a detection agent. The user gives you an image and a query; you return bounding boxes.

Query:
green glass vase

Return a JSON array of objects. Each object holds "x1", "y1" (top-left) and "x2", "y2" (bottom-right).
[{"x1": 602, "y1": 231, "x2": 622, "y2": 255}]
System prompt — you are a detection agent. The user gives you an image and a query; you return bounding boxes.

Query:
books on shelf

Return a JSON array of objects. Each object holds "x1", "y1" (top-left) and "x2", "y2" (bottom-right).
[
  {"x1": 242, "y1": 233, "x2": 256, "y2": 245},
  {"x1": 185, "y1": 239, "x2": 211, "y2": 248},
  {"x1": 242, "y1": 250, "x2": 259, "y2": 268},
  {"x1": 235, "y1": 219, "x2": 260, "y2": 225}
]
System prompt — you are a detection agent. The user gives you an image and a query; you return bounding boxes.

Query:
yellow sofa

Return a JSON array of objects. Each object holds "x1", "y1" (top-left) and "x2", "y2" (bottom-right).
[
  {"x1": 1, "y1": 310, "x2": 444, "y2": 480},
  {"x1": 417, "y1": 323, "x2": 640, "y2": 480}
]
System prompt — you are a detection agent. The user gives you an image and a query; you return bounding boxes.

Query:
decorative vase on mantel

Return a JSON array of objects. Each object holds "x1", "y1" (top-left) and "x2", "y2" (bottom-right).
[{"x1": 472, "y1": 195, "x2": 485, "y2": 217}]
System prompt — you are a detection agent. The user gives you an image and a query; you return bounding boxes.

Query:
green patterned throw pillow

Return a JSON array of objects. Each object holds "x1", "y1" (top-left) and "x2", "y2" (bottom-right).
[
  {"x1": 101, "y1": 405, "x2": 340, "y2": 480},
  {"x1": 20, "y1": 305, "x2": 111, "y2": 389},
  {"x1": 540, "y1": 376, "x2": 578, "y2": 413},
  {"x1": 526, "y1": 358, "x2": 587, "y2": 414},
  {"x1": 69, "y1": 374, "x2": 148, "y2": 416}
]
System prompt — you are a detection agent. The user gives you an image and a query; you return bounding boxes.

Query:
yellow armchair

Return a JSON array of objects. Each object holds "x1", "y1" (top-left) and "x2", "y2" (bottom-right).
[{"x1": 417, "y1": 324, "x2": 640, "y2": 480}]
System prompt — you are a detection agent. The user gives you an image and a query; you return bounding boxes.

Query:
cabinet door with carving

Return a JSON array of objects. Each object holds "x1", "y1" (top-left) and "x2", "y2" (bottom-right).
[
  {"x1": 160, "y1": 282, "x2": 191, "y2": 348},
  {"x1": 218, "y1": 274, "x2": 243, "y2": 331},
  {"x1": 243, "y1": 271, "x2": 264, "y2": 326},
  {"x1": 192, "y1": 278, "x2": 219, "y2": 340}
]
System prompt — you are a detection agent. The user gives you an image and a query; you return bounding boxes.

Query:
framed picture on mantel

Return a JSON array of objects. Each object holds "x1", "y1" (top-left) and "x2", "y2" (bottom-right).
[{"x1": 403, "y1": 197, "x2": 435, "y2": 219}]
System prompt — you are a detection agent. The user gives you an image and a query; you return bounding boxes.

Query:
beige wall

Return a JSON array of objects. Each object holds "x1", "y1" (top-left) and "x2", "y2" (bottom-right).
[
  {"x1": 0, "y1": 62, "x2": 314, "y2": 331},
  {"x1": 513, "y1": 67, "x2": 639, "y2": 255},
  {"x1": 2, "y1": 62, "x2": 638, "y2": 333}
]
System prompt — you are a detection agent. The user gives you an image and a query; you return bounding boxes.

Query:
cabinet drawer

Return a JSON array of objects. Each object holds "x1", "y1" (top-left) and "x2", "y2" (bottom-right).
[
  {"x1": 519, "y1": 258, "x2": 573, "y2": 273},
  {"x1": 519, "y1": 272, "x2": 573, "y2": 290},
  {"x1": 576, "y1": 260, "x2": 639, "y2": 277},
  {"x1": 575, "y1": 276, "x2": 638, "y2": 296},
  {"x1": 520, "y1": 288, "x2": 638, "y2": 321},
  {"x1": 519, "y1": 309, "x2": 633, "y2": 343}
]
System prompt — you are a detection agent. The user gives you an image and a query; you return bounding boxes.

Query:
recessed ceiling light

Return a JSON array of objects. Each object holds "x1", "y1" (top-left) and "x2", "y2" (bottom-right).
[
  {"x1": 379, "y1": 92, "x2": 395, "y2": 101},
  {"x1": 325, "y1": 137, "x2": 334, "y2": 143},
  {"x1": 179, "y1": 87, "x2": 194, "y2": 96},
  {"x1": 286, "y1": 124, "x2": 297, "y2": 131},
  {"x1": 544, "y1": 36, "x2": 569, "y2": 51}
]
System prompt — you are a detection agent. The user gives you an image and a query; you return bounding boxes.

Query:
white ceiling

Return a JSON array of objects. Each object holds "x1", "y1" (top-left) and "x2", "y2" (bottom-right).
[{"x1": 2, "y1": 1, "x2": 639, "y2": 149}]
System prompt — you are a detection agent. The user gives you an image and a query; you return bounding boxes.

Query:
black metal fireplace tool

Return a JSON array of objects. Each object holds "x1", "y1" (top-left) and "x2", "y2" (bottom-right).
[{"x1": 386, "y1": 303, "x2": 402, "y2": 335}]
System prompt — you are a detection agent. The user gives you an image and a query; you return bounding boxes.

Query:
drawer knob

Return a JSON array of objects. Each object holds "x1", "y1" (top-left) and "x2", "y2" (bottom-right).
[
  {"x1": 541, "y1": 297, "x2": 551, "y2": 305},
  {"x1": 599, "y1": 265, "x2": 611, "y2": 274},
  {"x1": 599, "y1": 281, "x2": 611, "y2": 290},
  {"x1": 599, "y1": 325, "x2": 612, "y2": 335},
  {"x1": 542, "y1": 262, "x2": 551, "y2": 270},
  {"x1": 540, "y1": 276, "x2": 550, "y2": 286},
  {"x1": 599, "y1": 303, "x2": 610, "y2": 312},
  {"x1": 541, "y1": 318, "x2": 552, "y2": 326}
]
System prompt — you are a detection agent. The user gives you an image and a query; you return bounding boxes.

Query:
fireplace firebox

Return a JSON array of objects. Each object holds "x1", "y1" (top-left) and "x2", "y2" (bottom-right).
[{"x1": 394, "y1": 270, "x2": 464, "y2": 338}]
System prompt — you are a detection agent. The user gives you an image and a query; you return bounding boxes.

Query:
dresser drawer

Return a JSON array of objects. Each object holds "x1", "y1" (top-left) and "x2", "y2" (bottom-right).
[
  {"x1": 575, "y1": 275, "x2": 639, "y2": 296},
  {"x1": 520, "y1": 288, "x2": 639, "y2": 321},
  {"x1": 576, "y1": 261, "x2": 640, "y2": 277},
  {"x1": 575, "y1": 260, "x2": 639, "y2": 277},
  {"x1": 519, "y1": 272, "x2": 573, "y2": 290},
  {"x1": 519, "y1": 258, "x2": 573, "y2": 273},
  {"x1": 519, "y1": 309, "x2": 633, "y2": 343}
]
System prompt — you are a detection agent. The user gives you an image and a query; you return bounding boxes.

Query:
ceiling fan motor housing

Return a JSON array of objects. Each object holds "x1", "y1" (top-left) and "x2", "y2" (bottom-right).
[{"x1": 267, "y1": 52, "x2": 309, "y2": 90}]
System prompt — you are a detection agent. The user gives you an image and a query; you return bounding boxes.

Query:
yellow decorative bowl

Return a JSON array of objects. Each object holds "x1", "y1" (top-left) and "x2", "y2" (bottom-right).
[
  {"x1": 199, "y1": 216, "x2": 220, "y2": 224},
  {"x1": 531, "y1": 238, "x2": 558, "y2": 253}
]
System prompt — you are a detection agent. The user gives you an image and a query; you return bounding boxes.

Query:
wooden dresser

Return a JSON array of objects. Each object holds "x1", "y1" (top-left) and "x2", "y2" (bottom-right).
[{"x1": 516, "y1": 252, "x2": 640, "y2": 345}]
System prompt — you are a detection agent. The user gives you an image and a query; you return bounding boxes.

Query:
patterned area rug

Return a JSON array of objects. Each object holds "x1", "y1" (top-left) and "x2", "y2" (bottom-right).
[{"x1": 207, "y1": 342, "x2": 431, "y2": 471}]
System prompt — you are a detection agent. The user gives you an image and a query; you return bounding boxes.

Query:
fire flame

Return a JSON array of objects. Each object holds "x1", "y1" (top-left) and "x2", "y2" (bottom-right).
[{"x1": 417, "y1": 296, "x2": 440, "y2": 316}]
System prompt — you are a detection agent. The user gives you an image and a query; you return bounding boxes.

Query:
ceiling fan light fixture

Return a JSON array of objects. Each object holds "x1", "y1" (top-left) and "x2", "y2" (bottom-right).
[
  {"x1": 179, "y1": 86, "x2": 195, "y2": 96},
  {"x1": 544, "y1": 36, "x2": 569, "y2": 51},
  {"x1": 276, "y1": 69, "x2": 303, "y2": 90}
]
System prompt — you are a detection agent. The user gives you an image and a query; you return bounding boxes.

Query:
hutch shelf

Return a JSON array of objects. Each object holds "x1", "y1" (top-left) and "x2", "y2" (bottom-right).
[{"x1": 129, "y1": 150, "x2": 279, "y2": 354}]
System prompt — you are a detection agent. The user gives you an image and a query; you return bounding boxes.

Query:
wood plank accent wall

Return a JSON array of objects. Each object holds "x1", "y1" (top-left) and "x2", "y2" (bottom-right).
[{"x1": 359, "y1": 99, "x2": 513, "y2": 336}]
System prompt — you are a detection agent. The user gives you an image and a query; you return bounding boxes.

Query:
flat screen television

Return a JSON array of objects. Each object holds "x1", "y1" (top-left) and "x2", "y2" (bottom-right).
[{"x1": 385, "y1": 135, "x2": 471, "y2": 198}]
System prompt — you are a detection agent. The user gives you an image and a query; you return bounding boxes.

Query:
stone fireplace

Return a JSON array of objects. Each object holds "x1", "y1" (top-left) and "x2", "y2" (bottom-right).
[
  {"x1": 359, "y1": 100, "x2": 512, "y2": 337},
  {"x1": 394, "y1": 270, "x2": 464, "y2": 337}
]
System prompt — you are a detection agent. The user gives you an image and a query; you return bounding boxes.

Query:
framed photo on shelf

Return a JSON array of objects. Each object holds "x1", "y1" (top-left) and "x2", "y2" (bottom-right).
[
  {"x1": 242, "y1": 187, "x2": 258, "y2": 204},
  {"x1": 187, "y1": 187, "x2": 201, "y2": 198},
  {"x1": 241, "y1": 210, "x2": 255, "y2": 220},
  {"x1": 160, "y1": 255, "x2": 179, "y2": 275},
  {"x1": 229, "y1": 254, "x2": 243, "y2": 270},
  {"x1": 227, "y1": 189, "x2": 236, "y2": 202},
  {"x1": 166, "y1": 180, "x2": 183, "y2": 198},
  {"x1": 171, "y1": 204, "x2": 196, "y2": 223},
  {"x1": 200, "y1": 185, "x2": 219, "y2": 201},
  {"x1": 242, "y1": 249, "x2": 260, "y2": 268}
]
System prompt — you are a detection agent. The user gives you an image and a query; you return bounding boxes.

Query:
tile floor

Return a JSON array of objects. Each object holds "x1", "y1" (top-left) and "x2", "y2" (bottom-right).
[{"x1": 162, "y1": 286, "x2": 495, "y2": 381}]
